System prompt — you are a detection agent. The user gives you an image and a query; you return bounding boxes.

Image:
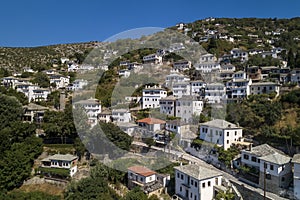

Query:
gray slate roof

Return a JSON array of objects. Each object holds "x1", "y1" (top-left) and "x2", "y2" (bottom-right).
[
  {"x1": 42, "y1": 154, "x2": 77, "y2": 162},
  {"x1": 200, "y1": 119, "x2": 240, "y2": 129},
  {"x1": 244, "y1": 144, "x2": 285, "y2": 157},
  {"x1": 260, "y1": 152, "x2": 291, "y2": 165},
  {"x1": 174, "y1": 164, "x2": 222, "y2": 181},
  {"x1": 292, "y1": 154, "x2": 300, "y2": 164}
]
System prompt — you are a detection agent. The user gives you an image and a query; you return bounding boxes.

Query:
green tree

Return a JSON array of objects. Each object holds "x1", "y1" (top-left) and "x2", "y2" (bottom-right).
[
  {"x1": 0, "y1": 94, "x2": 23, "y2": 129},
  {"x1": 33, "y1": 72, "x2": 50, "y2": 88},
  {"x1": 287, "y1": 48, "x2": 296, "y2": 68}
]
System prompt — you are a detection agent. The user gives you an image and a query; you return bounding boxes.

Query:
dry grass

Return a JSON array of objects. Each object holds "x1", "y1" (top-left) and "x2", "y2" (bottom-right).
[
  {"x1": 18, "y1": 183, "x2": 65, "y2": 197},
  {"x1": 274, "y1": 108, "x2": 299, "y2": 129}
]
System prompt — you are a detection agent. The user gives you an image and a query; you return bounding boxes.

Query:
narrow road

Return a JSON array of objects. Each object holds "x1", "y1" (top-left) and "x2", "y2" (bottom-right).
[{"x1": 132, "y1": 141, "x2": 288, "y2": 200}]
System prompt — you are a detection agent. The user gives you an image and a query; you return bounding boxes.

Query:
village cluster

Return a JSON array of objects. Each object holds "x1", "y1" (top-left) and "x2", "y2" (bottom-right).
[{"x1": 2, "y1": 20, "x2": 300, "y2": 199}]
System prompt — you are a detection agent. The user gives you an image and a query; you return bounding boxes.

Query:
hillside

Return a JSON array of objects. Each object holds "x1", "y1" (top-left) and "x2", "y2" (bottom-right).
[{"x1": 0, "y1": 41, "x2": 100, "y2": 72}]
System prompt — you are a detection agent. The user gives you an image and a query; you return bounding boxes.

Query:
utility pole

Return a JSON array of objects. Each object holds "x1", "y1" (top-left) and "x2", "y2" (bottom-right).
[{"x1": 264, "y1": 162, "x2": 266, "y2": 200}]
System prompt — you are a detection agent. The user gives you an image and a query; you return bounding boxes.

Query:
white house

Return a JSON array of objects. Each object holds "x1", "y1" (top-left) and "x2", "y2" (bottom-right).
[
  {"x1": 49, "y1": 74, "x2": 70, "y2": 89},
  {"x1": 1, "y1": 76, "x2": 20, "y2": 88},
  {"x1": 172, "y1": 82, "x2": 191, "y2": 98},
  {"x1": 118, "y1": 122, "x2": 138, "y2": 137},
  {"x1": 174, "y1": 164, "x2": 223, "y2": 200},
  {"x1": 23, "y1": 103, "x2": 49, "y2": 123},
  {"x1": 28, "y1": 87, "x2": 50, "y2": 102},
  {"x1": 199, "y1": 119, "x2": 243, "y2": 150},
  {"x1": 292, "y1": 154, "x2": 300, "y2": 200},
  {"x1": 290, "y1": 68, "x2": 300, "y2": 85},
  {"x1": 230, "y1": 48, "x2": 248, "y2": 62},
  {"x1": 173, "y1": 60, "x2": 192, "y2": 71},
  {"x1": 143, "y1": 54, "x2": 162, "y2": 64},
  {"x1": 250, "y1": 82, "x2": 280, "y2": 96},
  {"x1": 165, "y1": 72, "x2": 190, "y2": 88},
  {"x1": 41, "y1": 154, "x2": 78, "y2": 177},
  {"x1": 205, "y1": 83, "x2": 226, "y2": 104},
  {"x1": 196, "y1": 62, "x2": 221, "y2": 73},
  {"x1": 226, "y1": 72, "x2": 252, "y2": 100},
  {"x1": 199, "y1": 53, "x2": 216, "y2": 64},
  {"x1": 169, "y1": 43, "x2": 185, "y2": 52},
  {"x1": 127, "y1": 165, "x2": 170, "y2": 196},
  {"x1": 176, "y1": 96, "x2": 203, "y2": 123},
  {"x1": 67, "y1": 79, "x2": 88, "y2": 91},
  {"x1": 111, "y1": 109, "x2": 131, "y2": 123},
  {"x1": 98, "y1": 110, "x2": 112, "y2": 123},
  {"x1": 74, "y1": 98, "x2": 102, "y2": 126},
  {"x1": 241, "y1": 144, "x2": 292, "y2": 194},
  {"x1": 118, "y1": 69, "x2": 131, "y2": 78},
  {"x1": 190, "y1": 80, "x2": 206, "y2": 96},
  {"x1": 142, "y1": 85, "x2": 167, "y2": 109},
  {"x1": 159, "y1": 96, "x2": 177, "y2": 117},
  {"x1": 137, "y1": 117, "x2": 166, "y2": 132}
]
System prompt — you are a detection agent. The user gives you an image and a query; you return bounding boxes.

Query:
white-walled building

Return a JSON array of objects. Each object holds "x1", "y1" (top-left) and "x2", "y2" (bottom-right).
[
  {"x1": 165, "y1": 72, "x2": 190, "y2": 88},
  {"x1": 290, "y1": 68, "x2": 300, "y2": 85},
  {"x1": 111, "y1": 109, "x2": 131, "y2": 123},
  {"x1": 230, "y1": 48, "x2": 248, "y2": 62},
  {"x1": 137, "y1": 117, "x2": 166, "y2": 132},
  {"x1": 196, "y1": 62, "x2": 221, "y2": 73},
  {"x1": 172, "y1": 82, "x2": 191, "y2": 98},
  {"x1": 174, "y1": 164, "x2": 223, "y2": 200},
  {"x1": 241, "y1": 144, "x2": 292, "y2": 194},
  {"x1": 49, "y1": 74, "x2": 70, "y2": 89},
  {"x1": 205, "y1": 83, "x2": 226, "y2": 104},
  {"x1": 173, "y1": 60, "x2": 192, "y2": 71},
  {"x1": 67, "y1": 79, "x2": 88, "y2": 91},
  {"x1": 41, "y1": 154, "x2": 78, "y2": 177},
  {"x1": 1, "y1": 76, "x2": 22, "y2": 88},
  {"x1": 98, "y1": 110, "x2": 112, "y2": 123},
  {"x1": 29, "y1": 87, "x2": 50, "y2": 102},
  {"x1": 226, "y1": 76, "x2": 252, "y2": 100},
  {"x1": 118, "y1": 122, "x2": 138, "y2": 137},
  {"x1": 176, "y1": 96, "x2": 203, "y2": 123},
  {"x1": 159, "y1": 96, "x2": 177, "y2": 117},
  {"x1": 190, "y1": 80, "x2": 206, "y2": 96},
  {"x1": 142, "y1": 85, "x2": 167, "y2": 109},
  {"x1": 127, "y1": 165, "x2": 170, "y2": 196},
  {"x1": 199, "y1": 53, "x2": 216, "y2": 63},
  {"x1": 292, "y1": 154, "x2": 300, "y2": 200},
  {"x1": 199, "y1": 119, "x2": 243, "y2": 150},
  {"x1": 118, "y1": 69, "x2": 131, "y2": 78},
  {"x1": 143, "y1": 54, "x2": 162, "y2": 64},
  {"x1": 74, "y1": 98, "x2": 102, "y2": 126},
  {"x1": 250, "y1": 82, "x2": 280, "y2": 96}
]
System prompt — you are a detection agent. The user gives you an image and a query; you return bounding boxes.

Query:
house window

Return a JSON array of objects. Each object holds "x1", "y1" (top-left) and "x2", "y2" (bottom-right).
[
  {"x1": 227, "y1": 132, "x2": 229, "y2": 136},
  {"x1": 270, "y1": 165, "x2": 274, "y2": 170},
  {"x1": 208, "y1": 181, "x2": 211, "y2": 187},
  {"x1": 195, "y1": 182, "x2": 198, "y2": 188},
  {"x1": 181, "y1": 174, "x2": 184, "y2": 180},
  {"x1": 251, "y1": 157, "x2": 257, "y2": 162},
  {"x1": 202, "y1": 182, "x2": 205, "y2": 188},
  {"x1": 266, "y1": 174, "x2": 271, "y2": 180},
  {"x1": 282, "y1": 177, "x2": 285, "y2": 182},
  {"x1": 227, "y1": 140, "x2": 229, "y2": 144},
  {"x1": 191, "y1": 179, "x2": 194, "y2": 185},
  {"x1": 180, "y1": 186, "x2": 182, "y2": 192},
  {"x1": 190, "y1": 193, "x2": 193, "y2": 198},
  {"x1": 243, "y1": 154, "x2": 249, "y2": 160},
  {"x1": 140, "y1": 177, "x2": 144, "y2": 182},
  {"x1": 235, "y1": 131, "x2": 237, "y2": 136},
  {"x1": 177, "y1": 172, "x2": 180, "y2": 178}
]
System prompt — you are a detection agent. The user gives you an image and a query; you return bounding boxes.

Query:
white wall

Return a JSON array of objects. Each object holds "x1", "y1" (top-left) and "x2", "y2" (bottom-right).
[{"x1": 294, "y1": 163, "x2": 300, "y2": 199}]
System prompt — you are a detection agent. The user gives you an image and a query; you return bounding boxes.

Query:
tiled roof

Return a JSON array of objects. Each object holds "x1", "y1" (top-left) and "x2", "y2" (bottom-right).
[
  {"x1": 174, "y1": 164, "x2": 222, "y2": 180},
  {"x1": 260, "y1": 152, "x2": 291, "y2": 165},
  {"x1": 128, "y1": 166, "x2": 156, "y2": 177},
  {"x1": 74, "y1": 98, "x2": 100, "y2": 105},
  {"x1": 137, "y1": 118, "x2": 166, "y2": 125},
  {"x1": 200, "y1": 119, "x2": 240, "y2": 129}
]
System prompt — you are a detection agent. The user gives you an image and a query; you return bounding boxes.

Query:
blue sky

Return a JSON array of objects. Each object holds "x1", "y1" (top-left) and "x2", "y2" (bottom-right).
[{"x1": 1, "y1": 0, "x2": 300, "y2": 47}]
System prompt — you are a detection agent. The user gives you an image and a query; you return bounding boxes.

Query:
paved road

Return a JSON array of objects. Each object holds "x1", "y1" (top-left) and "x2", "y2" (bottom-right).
[{"x1": 132, "y1": 141, "x2": 288, "y2": 200}]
